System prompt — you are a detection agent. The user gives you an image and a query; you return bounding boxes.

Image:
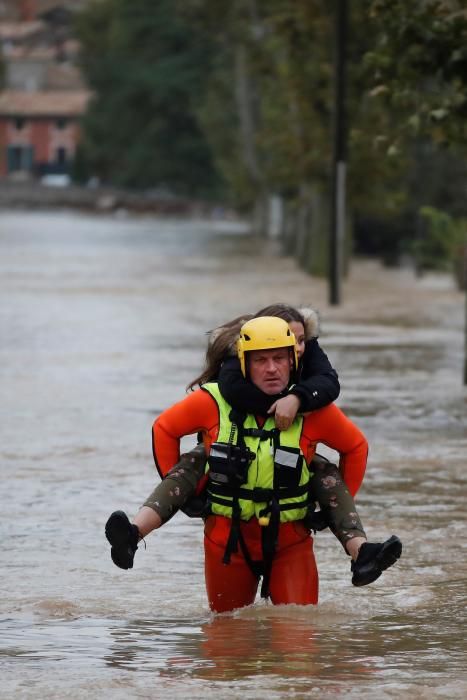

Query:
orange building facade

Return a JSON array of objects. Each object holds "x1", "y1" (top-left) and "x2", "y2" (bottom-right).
[
  {"x1": 0, "y1": 1, "x2": 89, "y2": 178},
  {"x1": 0, "y1": 90, "x2": 90, "y2": 177}
]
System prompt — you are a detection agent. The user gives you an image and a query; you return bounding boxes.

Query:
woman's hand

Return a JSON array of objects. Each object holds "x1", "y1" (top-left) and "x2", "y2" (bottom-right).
[{"x1": 268, "y1": 394, "x2": 301, "y2": 431}]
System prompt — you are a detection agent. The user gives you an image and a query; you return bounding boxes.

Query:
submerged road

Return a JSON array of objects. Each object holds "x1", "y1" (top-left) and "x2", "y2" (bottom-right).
[{"x1": 1, "y1": 209, "x2": 466, "y2": 699}]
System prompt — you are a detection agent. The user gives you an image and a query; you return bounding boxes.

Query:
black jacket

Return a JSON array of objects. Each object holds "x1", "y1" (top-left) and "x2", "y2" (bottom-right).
[{"x1": 217, "y1": 338, "x2": 340, "y2": 417}]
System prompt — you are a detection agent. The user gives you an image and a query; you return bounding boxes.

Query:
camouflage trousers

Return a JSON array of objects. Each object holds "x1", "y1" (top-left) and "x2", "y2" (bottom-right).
[
  {"x1": 307, "y1": 454, "x2": 366, "y2": 550},
  {"x1": 144, "y1": 444, "x2": 366, "y2": 551}
]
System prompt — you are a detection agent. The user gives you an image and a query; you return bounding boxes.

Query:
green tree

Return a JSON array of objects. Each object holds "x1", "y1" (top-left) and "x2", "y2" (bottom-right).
[
  {"x1": 75, "y1": 0, "x2": 221, "y2": 196},
  {"x1": 365, "y1": 0, "x2": 467, "y2": 149},
  {"x1": 182, "y1": 1, "x2": 338, "y2": 271},
  {"x1": 349, "y1": 1, "x2": 467, "y2": 260}
]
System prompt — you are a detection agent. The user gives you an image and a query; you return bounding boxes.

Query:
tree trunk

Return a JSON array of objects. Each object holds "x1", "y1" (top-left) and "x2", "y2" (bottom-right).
[
  {"x1": 233, "y1": 40, "x2": 268, "y2": 234},
  {"x1": 464, "y1": 287, "x2": 467, "y2": 385}
]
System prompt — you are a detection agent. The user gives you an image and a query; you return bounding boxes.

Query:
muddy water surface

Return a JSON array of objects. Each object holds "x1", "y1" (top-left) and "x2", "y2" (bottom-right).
[{"x1": 1, "y1": 210, "x2": 466, "y2": 699}]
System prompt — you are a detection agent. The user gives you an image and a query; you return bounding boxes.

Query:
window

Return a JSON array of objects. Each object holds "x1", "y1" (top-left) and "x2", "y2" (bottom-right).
[
  {"x1": 7, "y1": 145, "x2": 34, "y2": 172},
  {"x1": 56, "y1": 147, "x2": 68, "y2": 165},
  {"x1": 14, "y1": 118, "x2": 26, "y2": 130},
  {"x1": 55, "y1": 118, "x2": 68, "y2": 130}
]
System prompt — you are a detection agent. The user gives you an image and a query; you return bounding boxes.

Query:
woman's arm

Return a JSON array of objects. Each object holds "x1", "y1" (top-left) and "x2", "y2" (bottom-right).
[{"x1": 290, "y1": 339, "x2": 340, "y2": 411}]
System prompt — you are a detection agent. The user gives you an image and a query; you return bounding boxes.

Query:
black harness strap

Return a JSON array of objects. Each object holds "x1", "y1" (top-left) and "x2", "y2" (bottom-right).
[
  {"x1": 242, "y1": 427, "x2": 276, "y2": 440},
  {"x1": 260, "y1": 498, "x2": 280, "y2": 598},
  {"x1": 238, "y1": 528, "x2": 263, "y2": 580},
  {"x1": 260, "y1": 430, "x2": 282, "y2": 599},
  {"x1": 278, "y1": 499, "x2": 309, "y2": 511},
  {"x1": 222, "y1": 496, "x2": 241, "y2": 564},
  {"x1": 209, "y1": 482, "x2": 308, "y2": 502},
  {"x1": 222, "y1": 409, "x2": 246, "y2": 565}
]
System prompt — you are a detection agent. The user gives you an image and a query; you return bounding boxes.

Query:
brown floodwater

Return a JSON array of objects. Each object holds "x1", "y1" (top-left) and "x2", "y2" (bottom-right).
[{"x1": 1, "y1": 209, "x2": 466, "y2": 699}]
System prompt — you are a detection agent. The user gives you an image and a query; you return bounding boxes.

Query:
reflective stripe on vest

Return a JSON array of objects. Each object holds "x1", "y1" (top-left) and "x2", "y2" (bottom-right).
[{"x1": 202, "y1": 382, "x2": 311, "y2": 523}]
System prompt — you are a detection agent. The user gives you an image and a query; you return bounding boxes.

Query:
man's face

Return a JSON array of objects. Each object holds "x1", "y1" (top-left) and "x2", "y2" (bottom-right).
[{"x1": 247, "y1": 347, "x2": 292, "y2": 395}]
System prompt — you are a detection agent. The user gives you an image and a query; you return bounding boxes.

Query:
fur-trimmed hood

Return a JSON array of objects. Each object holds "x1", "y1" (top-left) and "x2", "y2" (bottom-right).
[{"x1": 298, "y1": 307, "x2": 320, "y2": 340}]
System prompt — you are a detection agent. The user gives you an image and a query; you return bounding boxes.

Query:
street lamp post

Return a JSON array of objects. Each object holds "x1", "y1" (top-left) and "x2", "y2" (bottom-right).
[{"x1": 329, "y1": 0, "x2": 348, "y2": 306}]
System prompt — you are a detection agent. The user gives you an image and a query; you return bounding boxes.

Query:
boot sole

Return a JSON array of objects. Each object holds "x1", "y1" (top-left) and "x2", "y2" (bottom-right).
[
  {"x1": 352, "y1": 535, "x2": 402, "y2": 587},
  {"x1": 105, "y1": 510, "x2": 135, "y2": 570}
]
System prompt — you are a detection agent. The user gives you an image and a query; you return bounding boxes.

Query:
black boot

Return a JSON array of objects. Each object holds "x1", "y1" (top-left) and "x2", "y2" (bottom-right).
[
  {"x1": 105, "y1": 510, "x2": 140, "y2": 569},
  {"x1": 351, "y1": 535, "x2": 402, "y2": 587}
]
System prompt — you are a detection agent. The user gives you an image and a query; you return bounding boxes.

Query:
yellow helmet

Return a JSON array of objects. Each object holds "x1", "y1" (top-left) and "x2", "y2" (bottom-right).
[{"x1": 236, "y1": 316, "x2": 298, "y2": 377}]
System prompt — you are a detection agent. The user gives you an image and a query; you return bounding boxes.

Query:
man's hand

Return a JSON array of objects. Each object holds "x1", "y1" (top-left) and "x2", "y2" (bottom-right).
[{"x1": 268, "y1": 394, "x2": 301, "y2": 430}]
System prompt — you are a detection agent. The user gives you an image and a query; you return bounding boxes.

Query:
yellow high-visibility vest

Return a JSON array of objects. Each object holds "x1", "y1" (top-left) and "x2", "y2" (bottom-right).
[{"x1": 202, "y1": 383, "x2": 311, "y2": 523}]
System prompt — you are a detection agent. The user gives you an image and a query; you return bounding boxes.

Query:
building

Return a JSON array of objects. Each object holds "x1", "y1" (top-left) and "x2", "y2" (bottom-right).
[
  {"x1": 0, "y1": 1, "x2": 90, "y2": 179},
  {"x1": 0, "y1": 1, "x2": 86, "y2": 22},
  {"x1": 0, "y1": 89, "x2": 90, "y2": 177}
]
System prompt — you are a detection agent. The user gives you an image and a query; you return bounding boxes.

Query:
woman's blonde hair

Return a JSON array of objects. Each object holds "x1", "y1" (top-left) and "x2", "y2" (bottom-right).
[{"x1": 187, "y1": 315, "x2": 252, "y2": 390}]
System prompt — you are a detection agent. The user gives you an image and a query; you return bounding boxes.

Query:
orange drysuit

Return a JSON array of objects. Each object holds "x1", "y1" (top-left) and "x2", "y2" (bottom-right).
[{"x1": 153, "y1": 389, "x2": 368, "y2": 613}]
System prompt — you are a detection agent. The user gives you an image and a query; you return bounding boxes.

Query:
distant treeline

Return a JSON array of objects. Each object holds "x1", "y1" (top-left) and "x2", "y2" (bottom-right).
[{"x1": 74, "y1": 0, "x2": 467, "y2": 278}]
